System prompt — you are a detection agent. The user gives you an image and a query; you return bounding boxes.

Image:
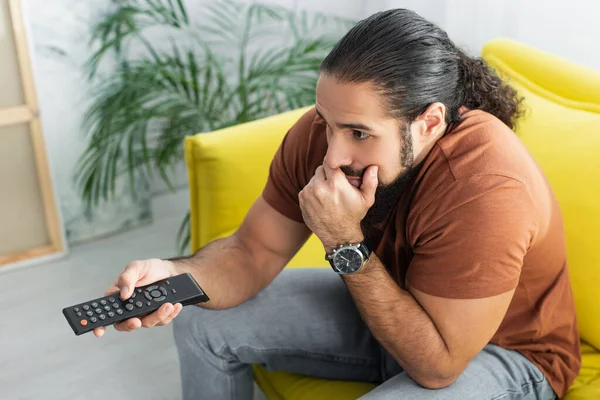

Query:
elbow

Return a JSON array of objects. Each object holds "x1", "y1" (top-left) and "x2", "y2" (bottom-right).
[
  {"x1": 412, "y1": 363, "x2": 465, "y2": 390},
  {"x1": 417, "y1": 374, "x2": 460, "y2": 390}
]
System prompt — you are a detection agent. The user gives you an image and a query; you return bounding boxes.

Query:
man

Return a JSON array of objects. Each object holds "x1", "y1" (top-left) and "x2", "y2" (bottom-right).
[{"x1": 93, "y1": 9, "x2": 581, "y2": 400}]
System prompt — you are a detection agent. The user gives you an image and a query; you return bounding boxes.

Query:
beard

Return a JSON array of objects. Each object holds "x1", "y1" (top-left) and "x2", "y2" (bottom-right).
[{"x1": 341, "y1": 130, "x2": 418, "y2": 231}]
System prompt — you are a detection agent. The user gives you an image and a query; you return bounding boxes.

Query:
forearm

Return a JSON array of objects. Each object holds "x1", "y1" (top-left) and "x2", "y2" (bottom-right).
[
  {"x1": 166, "y1": 235, "x2": 263, "y2": 310},
  {"x1": 342, "y1": 254, "x2": 457, "y2": 388}
]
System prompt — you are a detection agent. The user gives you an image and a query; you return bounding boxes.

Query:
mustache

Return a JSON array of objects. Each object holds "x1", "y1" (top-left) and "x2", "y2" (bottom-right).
[{"x1": 340, "y1": 165, "x2": 367, "y2": 177}]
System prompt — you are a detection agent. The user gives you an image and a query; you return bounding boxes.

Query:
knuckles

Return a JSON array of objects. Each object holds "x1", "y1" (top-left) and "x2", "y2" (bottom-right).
[{"x1": 313, "y1": 183, "x2": 329, "y2": 199}]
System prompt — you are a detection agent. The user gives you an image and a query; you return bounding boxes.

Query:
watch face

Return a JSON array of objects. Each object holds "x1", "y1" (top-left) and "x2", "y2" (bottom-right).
[{"x1": 333, "y1": 247, "x2": 364, "y2": 274}]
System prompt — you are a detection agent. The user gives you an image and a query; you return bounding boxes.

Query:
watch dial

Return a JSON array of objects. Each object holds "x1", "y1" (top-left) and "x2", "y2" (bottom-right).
[{"x1": 333, "y1": 248, "x2": 364, "y2": 274}]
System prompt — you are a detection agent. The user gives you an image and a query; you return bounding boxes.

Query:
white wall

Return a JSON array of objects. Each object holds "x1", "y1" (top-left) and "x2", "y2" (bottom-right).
[{"x1": 364, "y1": 0, "x2": 600, "y2": 70}]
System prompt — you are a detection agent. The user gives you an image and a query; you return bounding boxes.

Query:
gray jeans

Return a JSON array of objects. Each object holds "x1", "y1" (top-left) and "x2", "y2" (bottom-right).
[{"x1": 172, "y1": 267, "x2": 557, "y2": 400}]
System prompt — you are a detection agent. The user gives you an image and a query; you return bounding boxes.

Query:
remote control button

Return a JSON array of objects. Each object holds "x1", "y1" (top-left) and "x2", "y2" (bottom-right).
[
  {"x1": 125, "y1": 304, "x2": 134, "y2": 311},
  {"x1": 137, "y1": 288, "x2": 142, "y2": 293},
  {"x1": 153, "y1": 296, "x2": 166, "y2": 302},
  {"x1": 86, "y1": 311, "x2": 94, "y2": 317},
  {"x1": 76, "y1": 312, "x2": 82, "y2": 317},
  {"x1": 171, "y1": 289, "x2": 176, "y2": 294},
  {"x1": 166, "y1": 280, "x2": 170, "y2": 285},
  {"x1": 131, "y1": 292, "x2": 136, "y2": 299},
  {"x1": 82, "y1": 305, "x2": 90, "y2": 311},
  {"x1": 128, "y1": 299, "x2": 134, "y2": 304},
  {"x1": 100, "y1": 300, "x2": 107, "y2": 305},
  {"x1": 99, "y1": 314, "x2": 106, "y2": 320},
  {"x1": 74, "y1": 307, "x2": 80, "y2": 312},
  {"x1": 147, "y1": 301, "x2": 152, "y2": 306},
  {"x1": 95, "y1": 308, "x2": 102, "y2": 314},
  {"x1": 151, "y1": 290, "x2": 161, "y2": 298},
  {"x1": 91, "y1": 302, "x2": 98, "y2": 308},
  {"x1": 160, "y1": 287, "x2": 168, "y2": 296},
  {"x1": 116, "y1": 309, "x2": 123, "y2": 315},
  {"x1": 144, "y1": 292, "x2": 152, "y2": 301},
  {"x1": 112, "y1": 303, "x2": 119, "y2": 309},
  {"x1": 90, "y1": 317, "x2": 97, "y2": 323},
  {"x1": 108, "y1": 311, "x2": 115, "y2": 318},
  {"x1": 104, "y1": 305, "x2": 111, "y2": 311},
  {"x1": 80, "y1": 319, "x2": 88, "y2": 326},
  {"x1": 147, "y1": 285, "x2": 158, "y2": 291},
  {"x1": 108, "y1": 297, "x2": 115, "y2": 303},
  {"x1": 135, "y1": 301, "x2": 143, "y2": 308}
]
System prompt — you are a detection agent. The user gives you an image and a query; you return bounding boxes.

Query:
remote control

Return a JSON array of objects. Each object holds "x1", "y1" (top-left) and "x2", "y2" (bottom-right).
[{"x1": 62, "y1": 273, "x2": 209, "y2": 336}]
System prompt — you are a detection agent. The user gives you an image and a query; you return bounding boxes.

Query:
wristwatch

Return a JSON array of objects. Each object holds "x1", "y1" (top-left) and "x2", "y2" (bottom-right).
[{"x1": 326, "y1": 241, "x2": 371, "y2": 275}]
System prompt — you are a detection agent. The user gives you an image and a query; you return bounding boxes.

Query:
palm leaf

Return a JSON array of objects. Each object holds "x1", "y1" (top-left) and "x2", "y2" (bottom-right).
[
  {"x1": 78, "y1": 0, "x2": 356, "y2": 252},
  {"x1": 248, "y1": 2, "x2": 288, "y2": 24}
]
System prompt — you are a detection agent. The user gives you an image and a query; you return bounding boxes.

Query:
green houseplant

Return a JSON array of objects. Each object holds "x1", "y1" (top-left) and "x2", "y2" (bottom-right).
[{"x1": 74, "y1": 0, "x2": 354, "y2": 253}]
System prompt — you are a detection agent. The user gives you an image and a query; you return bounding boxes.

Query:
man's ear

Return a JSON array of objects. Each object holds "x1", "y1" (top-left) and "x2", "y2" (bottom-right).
[{"x1": 413, "y1": 102, "x2": 447, "y2": 143}]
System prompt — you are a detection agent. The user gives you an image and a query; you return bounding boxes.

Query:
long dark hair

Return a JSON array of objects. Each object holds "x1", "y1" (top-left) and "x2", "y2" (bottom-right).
[{"x1": 320, "y1": 9, "x2": 524, "y2": 130}]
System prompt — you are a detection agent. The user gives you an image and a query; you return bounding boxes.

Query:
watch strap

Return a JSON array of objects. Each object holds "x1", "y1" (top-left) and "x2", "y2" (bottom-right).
[{"x1": 357, "y1": 240, "x2": 371, "y2": 259}]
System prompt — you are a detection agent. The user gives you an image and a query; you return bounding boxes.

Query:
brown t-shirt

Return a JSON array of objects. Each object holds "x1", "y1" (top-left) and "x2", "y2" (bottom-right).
[{"x1": 262, "y1": 107, "x2": 581, "y2": 398}]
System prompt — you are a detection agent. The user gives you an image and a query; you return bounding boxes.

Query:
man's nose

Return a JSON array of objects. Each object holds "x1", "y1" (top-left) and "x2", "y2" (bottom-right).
[{"x1": 324, "y1": 135, "x2": 352, "y2": 170}]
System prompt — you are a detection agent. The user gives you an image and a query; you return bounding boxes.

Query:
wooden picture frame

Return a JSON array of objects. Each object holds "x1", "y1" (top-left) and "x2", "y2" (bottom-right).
[{"x1": 0, "y1": 0, "x2": 66, "y2": 269}]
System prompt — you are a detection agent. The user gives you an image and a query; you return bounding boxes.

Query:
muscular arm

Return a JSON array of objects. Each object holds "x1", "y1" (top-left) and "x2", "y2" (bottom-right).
[
  {"x1": 342, "y1": 252, "x2": 514, "y2": 389},
  {"x1": 168, "y1": 195, "x2": 311, "y2": 310}
]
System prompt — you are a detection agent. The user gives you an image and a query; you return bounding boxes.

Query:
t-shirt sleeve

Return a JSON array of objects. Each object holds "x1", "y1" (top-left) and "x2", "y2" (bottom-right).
[
  {"x1": 406, "y1": 175, "x2": 539, "y2": 299},
  {"x1": 261, "y1": 109, "x2": 317, "y2": 223}
]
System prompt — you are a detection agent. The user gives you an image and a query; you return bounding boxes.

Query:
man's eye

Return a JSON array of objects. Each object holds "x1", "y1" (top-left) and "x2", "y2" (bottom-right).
[{"x1": 352, "y1": 130, "x2": 370, "y2": 140}]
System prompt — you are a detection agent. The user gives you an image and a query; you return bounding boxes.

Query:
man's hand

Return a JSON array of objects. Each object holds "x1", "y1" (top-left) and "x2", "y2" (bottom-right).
[
  {"x1": 298, "y1": 163, "x2": 378, "y2": 252},
  {"x1": 93, "y1": 258, "x2": 181, "y2": 337}
]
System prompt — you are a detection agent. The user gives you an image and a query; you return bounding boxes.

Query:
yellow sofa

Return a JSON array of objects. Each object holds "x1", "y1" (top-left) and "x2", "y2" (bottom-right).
[{"x1": 184, "y1": 38, "x2": 600, "y2": 399}]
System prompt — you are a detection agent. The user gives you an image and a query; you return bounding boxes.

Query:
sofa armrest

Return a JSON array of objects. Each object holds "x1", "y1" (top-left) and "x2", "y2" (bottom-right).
[{"x1": 184, "y1": 106, "x2": 313, "y2": 252}]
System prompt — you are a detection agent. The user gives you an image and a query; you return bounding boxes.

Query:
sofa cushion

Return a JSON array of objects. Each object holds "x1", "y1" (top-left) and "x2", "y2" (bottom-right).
[{"x1": 254, "y1": 365, "x2": 376, "y2": 400}]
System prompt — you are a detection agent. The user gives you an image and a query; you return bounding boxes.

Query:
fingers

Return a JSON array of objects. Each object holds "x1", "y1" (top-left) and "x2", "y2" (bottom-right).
[
  {"x1": 140, "y1": 303, "x2": 183, "y2": 328},
  {"x1": 322, "y1": 162, "x2": 344, "y2": 182},
  {"x1": 113, "y1": 318, "x2": 142, "y2": 332},
  {"x1": 115, "y1": 303, "x2": 182, "y2": 330},
  {"x1": 94, "y1": 303, "x2": 183, "y2": 337},
  {"x1": 116, "y1": 261, "x2": 144, "y2": 300},
  {"x1": 104, "y1": 284, "x2": 121, "y2": 297},
  {"x1": 360, "y1": 165, "x2": 379, "y2": 203},
  {"x1": 93, "y1": 327, "x2": 105, "y2": 337},
  {"x1": 310, "y1": 165, "x2": 326, "y2": 184}
]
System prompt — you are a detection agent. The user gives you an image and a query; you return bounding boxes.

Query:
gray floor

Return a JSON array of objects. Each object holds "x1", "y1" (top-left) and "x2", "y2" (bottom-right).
[{"x1": 0, "y1": 189, "x2": 266, "y2": 400}]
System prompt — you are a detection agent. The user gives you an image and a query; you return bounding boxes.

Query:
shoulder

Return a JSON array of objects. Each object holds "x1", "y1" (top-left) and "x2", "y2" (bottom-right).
[
  {"x1": 277, "y1": 107, "x2": 328, "y2": 185},
  {"x1": 407, "y1": 110, "x2": 542, "y2": 240},
  {"x1": 437, "y1": 109, "x2": 533, "y2": 182},
  {"x1": 283, "y1": 106, "x2": 326, "y2": 146}
]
